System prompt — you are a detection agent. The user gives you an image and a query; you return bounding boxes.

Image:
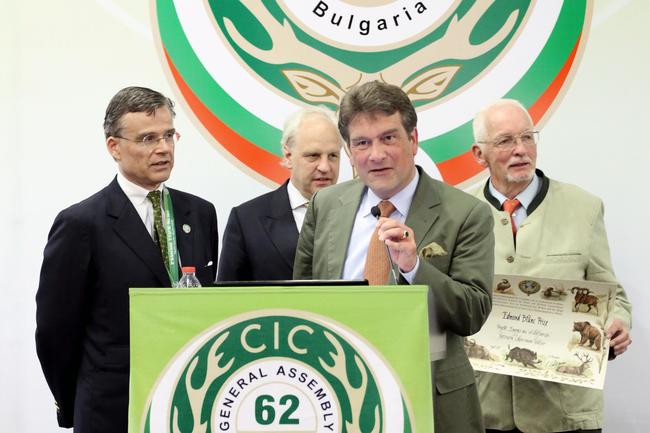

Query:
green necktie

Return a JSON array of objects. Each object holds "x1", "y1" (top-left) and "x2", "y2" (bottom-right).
[{"x1": 147, "y1": 190, "x2": 169, "y2": 272}]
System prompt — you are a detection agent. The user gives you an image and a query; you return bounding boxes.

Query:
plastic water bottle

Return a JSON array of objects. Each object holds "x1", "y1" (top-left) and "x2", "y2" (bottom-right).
[{"x1": 177, "y1": 266, "x2": 202, "y2": 288}]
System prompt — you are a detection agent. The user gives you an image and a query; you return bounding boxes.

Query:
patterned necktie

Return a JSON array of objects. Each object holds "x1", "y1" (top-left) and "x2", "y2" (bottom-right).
[
  {"x1": 147, "y1": 190, "x2": 169, "y2": 271},
  {"x1": 502, "y1": 198, "x2": 521, "y2": 235},
  {"x1": 363, "y1": 200, "x2": 396, "y2": 285}
]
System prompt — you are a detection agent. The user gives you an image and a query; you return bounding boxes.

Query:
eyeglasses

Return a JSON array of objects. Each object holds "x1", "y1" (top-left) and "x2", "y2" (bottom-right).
[
  {"x1": 478, "y1": 130, "x2": 539, "y2": 150},
  {"x1": 114, "y1": 131, "x2": 180, "y2": 147}
]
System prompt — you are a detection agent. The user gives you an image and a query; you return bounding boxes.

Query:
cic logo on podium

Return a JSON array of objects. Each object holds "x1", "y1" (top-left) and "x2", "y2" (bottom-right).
[{"x1": 143, "y1": 311, "x2": 412, "y2": 433}]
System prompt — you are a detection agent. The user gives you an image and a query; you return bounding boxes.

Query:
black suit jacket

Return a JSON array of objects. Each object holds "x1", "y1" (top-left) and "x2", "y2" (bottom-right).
[
  {"x1": 217, "y1": 181, "x2": 298, "y2": 282},
  {"x1": 35, "y1": 177, "x2": 218, "y2": 433}
]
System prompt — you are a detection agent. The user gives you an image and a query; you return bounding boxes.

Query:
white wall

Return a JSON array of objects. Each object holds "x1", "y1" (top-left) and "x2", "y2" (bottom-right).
[
  {"x1": 540, "y1": 2, "x2": 650, "y2": 430},
  {"x1": 1, "y1": 0, "x2": 648, "y2": 431}
]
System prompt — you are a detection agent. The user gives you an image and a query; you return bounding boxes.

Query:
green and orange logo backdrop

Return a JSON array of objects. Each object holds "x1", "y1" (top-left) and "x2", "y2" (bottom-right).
[{"x1": 153, "y1": 0, "x2": 591, "y2": 187}]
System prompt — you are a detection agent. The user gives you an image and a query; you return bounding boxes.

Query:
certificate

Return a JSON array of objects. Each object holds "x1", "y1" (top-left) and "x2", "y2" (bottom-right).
[{"x1": 467, "y1": 274, "x2": 614, "y2": 389}]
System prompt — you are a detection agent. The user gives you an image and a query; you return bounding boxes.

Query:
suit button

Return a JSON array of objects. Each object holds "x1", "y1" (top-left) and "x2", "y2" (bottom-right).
[
  {"x1": 506, "y1": 256, "x2": 514, "y2": 263},
  {"x1": 501, "y1": 218, "x2": 509, "y2": 225}
]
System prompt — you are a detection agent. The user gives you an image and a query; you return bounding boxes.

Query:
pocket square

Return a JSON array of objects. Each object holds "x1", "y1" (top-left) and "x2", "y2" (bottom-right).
[{"x1": 419, "y1": 241, "x2": 447, "y2": 258}]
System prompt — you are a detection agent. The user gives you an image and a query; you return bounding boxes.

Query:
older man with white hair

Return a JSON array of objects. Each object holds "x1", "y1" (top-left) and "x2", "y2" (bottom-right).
[
  {"x1": 470, "y1": 98, "x2": 632, "y2": 433},
  {"x1": 218, "y1": 106, "x2": 344, "y2": 282}
]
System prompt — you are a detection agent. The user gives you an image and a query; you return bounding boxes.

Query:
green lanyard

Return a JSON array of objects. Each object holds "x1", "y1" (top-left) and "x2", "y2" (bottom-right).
[{"x1": 162, "y1": 187, "x2": 180, "y2": 285}]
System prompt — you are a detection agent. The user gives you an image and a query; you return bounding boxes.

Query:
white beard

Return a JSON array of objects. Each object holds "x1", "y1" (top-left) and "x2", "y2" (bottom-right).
[{"x1": 506, "y1": 168, "x2": 535, "y2": 184}]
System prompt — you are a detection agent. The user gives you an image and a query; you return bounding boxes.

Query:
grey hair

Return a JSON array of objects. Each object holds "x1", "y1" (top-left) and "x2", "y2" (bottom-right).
[
  {"x1": 280, "y1": 106, "x2": 342, "y2": 167},
  {"x1": 103, "y1": 86, "x2": 175, "y2": 138},
  {"x1": 472, "y1": 99, "x2": 533, "y2": 149}
]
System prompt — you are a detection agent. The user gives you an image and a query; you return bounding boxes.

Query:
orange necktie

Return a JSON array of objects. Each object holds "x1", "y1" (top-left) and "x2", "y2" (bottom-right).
[
  {"x1": 363, "y1": 200, "x2": 396, "y2": 285},
  {"x1": 502, "y1": 198, "x2": 521, "y2": 235}
]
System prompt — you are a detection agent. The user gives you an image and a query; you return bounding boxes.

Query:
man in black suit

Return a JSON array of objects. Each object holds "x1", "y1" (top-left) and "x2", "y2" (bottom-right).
[
  {"x1": 217, "y1": 106, "x2": 343, "y2": 281},
  {"x1": 35, "y1": 87, "x2": 219, "y2": 433}
]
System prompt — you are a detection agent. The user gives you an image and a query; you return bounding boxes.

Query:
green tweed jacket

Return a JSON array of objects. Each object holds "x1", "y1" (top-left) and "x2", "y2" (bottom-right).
[{"x1": 294, "y1": 167, "x2": 495, "y2": 433}]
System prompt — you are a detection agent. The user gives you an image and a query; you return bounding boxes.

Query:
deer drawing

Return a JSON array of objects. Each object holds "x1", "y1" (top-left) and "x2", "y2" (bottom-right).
[
  {"x1": 556, "y1": 353, "x2": 593, "y2": 376},
  {"x1": 223, "y1": 1, "x2": 519, "y2": 104}
]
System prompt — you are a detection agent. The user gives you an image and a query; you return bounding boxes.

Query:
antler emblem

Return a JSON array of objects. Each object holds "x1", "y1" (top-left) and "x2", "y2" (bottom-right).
[{"x1": 224, "y1": 0, "x2": 519, "y2": 104}]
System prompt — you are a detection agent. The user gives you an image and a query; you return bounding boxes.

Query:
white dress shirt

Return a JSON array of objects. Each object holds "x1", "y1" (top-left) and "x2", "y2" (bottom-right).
[
  {"x1": 488, "y1": 174, "x2": 540, "y2": 230},
  {"x1": 342, "y1": 171, "x2": 420, "y2": 283},
  {"x1": 116, "y1": 172, "x2": 165, "y2": 239},
  {"x1": 287, "y1": 180, "x2": 310, "y2": 232}
]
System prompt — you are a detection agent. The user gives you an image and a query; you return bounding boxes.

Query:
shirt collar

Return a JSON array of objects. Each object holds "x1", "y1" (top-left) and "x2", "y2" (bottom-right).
[
  {"x1": 360, "y1": 169, "x2": 420, "y2": 218},
  {"x1": 287, "y1": 179, "x2": 310, "y2": 210},
  {"x1": 488, "y1": 173, "x2": 540, "y2": 210},
  {"x1": 116, "y1": 172, "x2": 164, "y2": 204}
]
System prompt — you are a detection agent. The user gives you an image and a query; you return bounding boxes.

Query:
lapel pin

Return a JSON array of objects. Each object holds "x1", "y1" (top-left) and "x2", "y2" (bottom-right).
[{"x1": 182, "y1": 224, "x2": 191, "y2": 233}]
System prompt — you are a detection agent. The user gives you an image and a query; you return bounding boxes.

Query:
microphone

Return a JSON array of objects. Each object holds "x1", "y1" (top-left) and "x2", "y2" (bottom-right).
[{"x1": 371, "y1": 205, "x2": 399, "y2": 284}]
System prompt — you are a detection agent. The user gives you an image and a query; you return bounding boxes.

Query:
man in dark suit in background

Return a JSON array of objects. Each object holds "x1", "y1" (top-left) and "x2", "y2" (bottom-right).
[
  {"x1": 217, "y1": 106, "x2": 343, "y2": 282},
  {"x1": 35, "y1": 87, "x2": 219, "y2": 433}
]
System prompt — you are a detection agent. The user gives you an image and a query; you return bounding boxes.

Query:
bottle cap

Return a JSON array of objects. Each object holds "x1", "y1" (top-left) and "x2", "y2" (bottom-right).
[{"x1": 181, "y1": 266, "x2": 196, "y2": 273}]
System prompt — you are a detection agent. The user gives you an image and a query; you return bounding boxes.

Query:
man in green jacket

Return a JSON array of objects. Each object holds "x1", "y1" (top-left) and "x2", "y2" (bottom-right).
[
  {"x1": 470, "y1": 99, "x2": 632, "y2": 433},
  {"x1": 294, "y1": 81, "x2": 495, "y2": 433}
]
